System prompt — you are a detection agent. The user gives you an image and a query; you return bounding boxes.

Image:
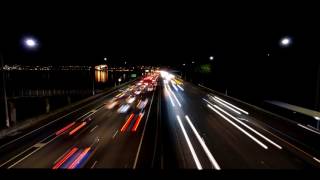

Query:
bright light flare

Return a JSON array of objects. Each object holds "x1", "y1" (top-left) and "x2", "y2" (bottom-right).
[
  {"x1": 23, "y1": 37, "x2": 38, "y2": 48},
  {"x1": 280, "y1": 37, "x2": 292, "y2": 47}
]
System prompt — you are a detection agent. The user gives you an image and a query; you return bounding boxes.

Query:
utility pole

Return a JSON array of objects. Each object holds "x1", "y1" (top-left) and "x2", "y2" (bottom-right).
[
  {"x1": 315, "y1": 63, "x2": 320, "y2": 111},
  {"x1": 0, "y1": 53, "x2": 10, "y2": 127}
]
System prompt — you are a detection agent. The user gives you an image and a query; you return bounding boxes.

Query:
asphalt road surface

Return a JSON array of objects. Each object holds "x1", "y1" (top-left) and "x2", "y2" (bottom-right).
[{"x1": 160, "y1": 74, "x2": 320, "y2": 169}]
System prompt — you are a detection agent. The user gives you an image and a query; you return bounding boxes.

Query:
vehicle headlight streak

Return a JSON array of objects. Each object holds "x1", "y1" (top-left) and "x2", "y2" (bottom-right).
[
  {"x1": 212, "y1": 96, "x2": 249, "y2": 115},
  {"x1": 213, "y1": 105, "x2": 282, "y2": 149},
  {"x1": 171, "y1": 80, "x2": 179, "y2": 91},
  {"x1": 185, "y1": 115, "x2": 221, "y2": 170},
  {"x1": 164, "y1": 84, "x2": 175, "y2": 107},
  {"x1": 207, "y1": 104, "x2": 268, "y2": 149},
  {"x1": 211, "y1": 97, "x2": 242, "y2": 115},
  {"x1": 176, "y1": 115, "x2": 202, "y2": 170},
  {"x1": 177, "y1": 84, "x2": 184, "y2": 91},
  {"x1": 166, "y1": 84, "x2": 182, "y2": 107}
]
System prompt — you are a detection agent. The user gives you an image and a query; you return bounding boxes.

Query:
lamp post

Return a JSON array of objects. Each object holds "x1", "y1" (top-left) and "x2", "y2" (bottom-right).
[
  {"x1": 1, "y1": 37, "x2": 39, "y2": 127},
  {"x1": 0, "y1": 53, "x2": 10, "y2": 127}
]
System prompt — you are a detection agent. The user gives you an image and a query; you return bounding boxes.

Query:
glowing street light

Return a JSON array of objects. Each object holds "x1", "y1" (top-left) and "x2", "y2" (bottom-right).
[
  {"x1": 23, "y1": 37, "x2": 38, "y2": 49},
  {"x1": 209, "y1": 56, "x2": 214, "y2": 61},
  {"x1": 280, "y1": 37, "x2": 292, "y2": 47}
]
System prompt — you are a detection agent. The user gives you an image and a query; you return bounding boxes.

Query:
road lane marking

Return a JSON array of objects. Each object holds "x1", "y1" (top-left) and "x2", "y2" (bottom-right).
[
  {"x1": 133, "y1": 90, "x2": 155, "y2": 169},
  {"x1": 185, "y1": 115, "x2": 221, "y2": 170},
  {"x1": 112, "y1": 130, "x2": 119, "y2": 139},
  {"x1": 248, "y1": 120, "x2": 320, "y2": 165},
  {"x1": 8, "y1": 135, "x2": 59, "y2": 168},
  {"x1": 91, "y1": 161, "x2": 98, "y2": 168},
  {"x1": 212, "y1": 96, "x2": 249, "y2": 115},
  {"x1": 53, "y1": 147, "x2": 79, "y2": 169},
  {"x1": 90, "y1": 125, "x2": 99, "y2": 133},
  {"x1": 0, "y1": 133, "x2": 54, "y2": 167},
  {"x1": 176, "y1": 115, "x2": 202, "y2": 170},
  {"x1": 213, "y1": 105, "x2": 282, "y2": 149},
  {"x1": 33, "y1": 143, "x2": 46, "y2": 148},
  {"x1": 208, "y1": 104, "x2": 268, "y2": 149},
  {"x1": 0, "y1": 85, "x2": 126, "y2": 150},
  {"x1": 297, "y1": 124, "x2": 320, "y2": 135}
]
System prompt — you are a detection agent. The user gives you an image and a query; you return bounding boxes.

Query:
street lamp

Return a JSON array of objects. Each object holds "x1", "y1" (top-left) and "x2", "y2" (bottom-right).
[
  {"x1": 104, "y1": 57, "x2": 107, "y2": 61},
  {"x1": 209, "y1": 56, "x2": 214, "y2": 61},
  {"x1": 23, "y1": 37, "x2": 38, "y2": 49},
  {"x1": 0, "y1": 53, "x2": 10, "y2": 128},
  {"x1": 1, "y1": 36, "x2": 39, "y2": 128},
  {"x1": 280, "y1": 37, "x2": 292, "y2": 47}
]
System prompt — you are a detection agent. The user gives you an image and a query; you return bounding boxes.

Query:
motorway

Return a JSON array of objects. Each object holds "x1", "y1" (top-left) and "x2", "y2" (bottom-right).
[
  {"x1": 0, "y1": 70, "x2": 320, "y2": 169},
  {"x1": 159, "y1": 71, "x2": 320, "y2": 169},
  {"x1": 0, "y1": 74, "x2": 159, "y2": 169}
]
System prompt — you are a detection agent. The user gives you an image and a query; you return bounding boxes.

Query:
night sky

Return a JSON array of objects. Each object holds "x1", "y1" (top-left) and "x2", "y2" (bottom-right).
[{"x1": 1, "y1": 2, "x2": 319, "y2": 108}]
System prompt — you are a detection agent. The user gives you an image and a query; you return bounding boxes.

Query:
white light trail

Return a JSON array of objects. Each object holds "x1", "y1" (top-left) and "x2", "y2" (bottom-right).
[
  {"x1": 213, "y1": 96, "x2": 249, "y2": 115},
  {"x1": 297, "y1": 124, "x2": 320, "y2": 135},
  {"x1": 176, "y1": 115, "x2": 202, "y2": 170},
  {"x1": 171, "y1": 81, "x2": 179, "y2": 91},
  {"x1": 213, "y1": 105, "x2": 282, "y2": 149},
  {"x1": 177, "y1": 84, "x2": 184, "y2": 91},
  {"x1": 207, "y1": 104, "x2": 268, "y2": 149},
  {"x1": 212, "y1": 97, "x2": 242, "y2": 115},
  {"x1": 185, "y1": 115, "x2": 221, "y2": 170},
  {"x1": 165, "y1": 85, "x2": 175, "y2": 107},
  {"x1": 167, "y1": 84, "x2": 182, "y2": 107}
]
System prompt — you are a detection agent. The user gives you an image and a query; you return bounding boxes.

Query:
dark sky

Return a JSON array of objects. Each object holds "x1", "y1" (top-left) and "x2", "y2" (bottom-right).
[
  {"x1": 0, "y1": 2, "x2": 319, "y2": 66},
  {"x1": 1, "y1": 2, "x2": 320, "y2": 109}
]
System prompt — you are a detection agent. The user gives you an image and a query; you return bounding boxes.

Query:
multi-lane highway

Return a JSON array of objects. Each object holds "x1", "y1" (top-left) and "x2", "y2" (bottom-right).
[
  {"x1": 1, "y1": 70, "x2": 320, "y2": 169},
  {"x1": 159, "y1": 71, "x2": 320, "y2": 169},
  {"x1": 0, "y1": 73, "x2": 159, "y2": 169}
]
